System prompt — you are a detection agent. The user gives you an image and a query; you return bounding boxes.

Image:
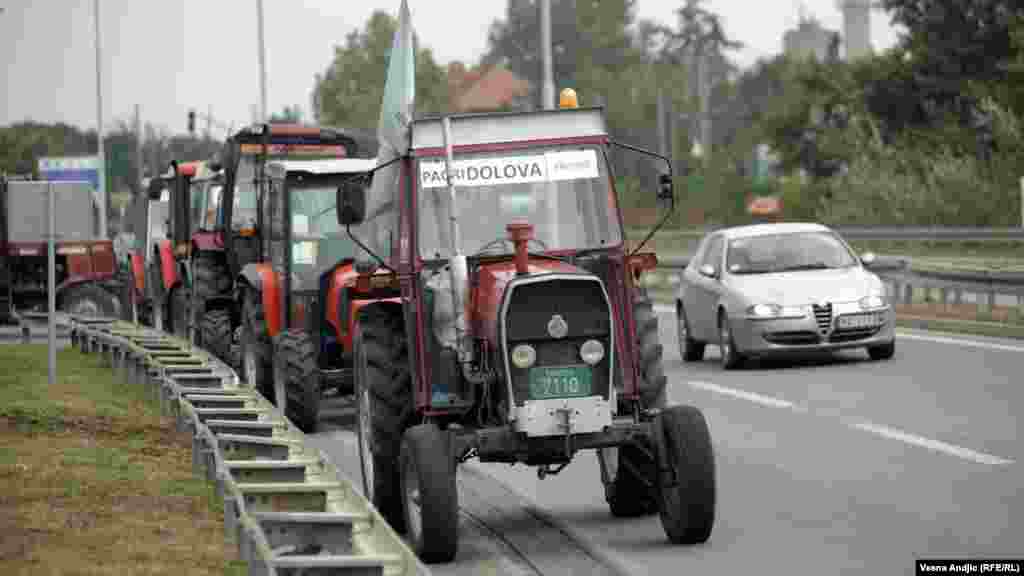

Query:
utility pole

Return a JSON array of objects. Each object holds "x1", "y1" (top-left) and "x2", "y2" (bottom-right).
[
  {"x1": 205, "y1": 104, "x2": 213, "y2": 141},
  {"x1": 539, "y1": 0, "x2": 555, "y2": 110},
  {"x1": 134, "y1": 104, "x2": 143, "y2": 194},
  {"x1": 697, "y1": 50, "x2": 712, "y2": 168},
  {"x1": 256, "y1": 0, "x2": 269, "y2": 122},
  {"x1": 94, "y1": 0, "x2": 107, "y2": 237}
]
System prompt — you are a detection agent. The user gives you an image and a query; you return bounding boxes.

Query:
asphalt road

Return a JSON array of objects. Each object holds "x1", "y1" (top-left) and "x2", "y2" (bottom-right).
[{"x1": 313, "y1": 307, "x2": 1022, "y2": 574}]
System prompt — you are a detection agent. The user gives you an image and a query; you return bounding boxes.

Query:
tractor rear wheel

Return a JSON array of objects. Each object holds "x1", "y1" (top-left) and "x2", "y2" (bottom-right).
[
  {"x1": 200, "y1": 309, "x2": 232, "y2": 364},
  {"x1": 653, "y1": 405, "x2": 716, "y2": 545},
  {"x1": 354, "y1": 307, "x2": 411, "y2": 534},
  {"x1": 191, "y1": 253, "x2": 231, "y2": 347},
  {"x1": 169, "y1": 285, "x2": 189, "y2": 341},
  {"x1": 400, "y1": 423, "x2": 458, "y2": 563},
  {"x1": 273, "y1": 330, "x2": 320, "y2": 433},
  {"x1": 240, "y1": 290, "x2": 273, "y2": 399},
  {"x1": 598, "y1": 287, "x2": 667, "y2": 518}
]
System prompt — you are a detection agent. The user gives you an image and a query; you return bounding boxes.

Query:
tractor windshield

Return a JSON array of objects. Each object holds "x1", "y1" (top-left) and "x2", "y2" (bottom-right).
[
  {"x1": 287, "y1": 185, "x2": 356, "y2": 292},
  {"x1": 416, "y1": 144, "x2": 622, "y2": 259}
]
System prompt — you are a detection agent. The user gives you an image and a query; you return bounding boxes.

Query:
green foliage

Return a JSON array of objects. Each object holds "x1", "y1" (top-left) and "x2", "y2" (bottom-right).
[
  {"x1": 311, "y1": 11, "x2": 449, "y2": 132},
  {"x1": 269, "y1": 105, "x2": 304, "y2": 124}
]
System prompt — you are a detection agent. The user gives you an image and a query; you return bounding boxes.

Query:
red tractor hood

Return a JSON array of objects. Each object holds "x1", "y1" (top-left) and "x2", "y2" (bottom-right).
[{"x1": 470, "y1": 258, "x2": 592, "y2": 344}]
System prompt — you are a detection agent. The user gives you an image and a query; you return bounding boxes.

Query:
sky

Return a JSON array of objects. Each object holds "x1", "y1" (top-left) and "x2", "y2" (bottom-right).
[{"x1": 1, "y1": 0, "x2": 902, "y2": 138}]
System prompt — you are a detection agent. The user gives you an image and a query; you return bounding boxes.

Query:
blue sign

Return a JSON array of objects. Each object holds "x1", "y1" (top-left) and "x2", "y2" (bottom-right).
[{"x1": 37, "y1": 156, "x2": 100, "y2": 190}]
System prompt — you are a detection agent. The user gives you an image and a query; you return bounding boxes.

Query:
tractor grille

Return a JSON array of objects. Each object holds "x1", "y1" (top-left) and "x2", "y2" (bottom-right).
[
  {"x1": 502, "y1": 275, "x2": 612, "y2": 405},
  {"x1": 812, "y1": 303, "x2": 833, "y2": 332}
]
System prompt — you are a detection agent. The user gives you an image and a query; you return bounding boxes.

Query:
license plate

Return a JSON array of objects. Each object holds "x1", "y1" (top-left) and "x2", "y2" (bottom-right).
[
  {"x1": 837, "y1": 313, "x2": 884, "y2": 329},
  {"x1": 528, "y1": 365, "x2": 593, "y2": 400}
]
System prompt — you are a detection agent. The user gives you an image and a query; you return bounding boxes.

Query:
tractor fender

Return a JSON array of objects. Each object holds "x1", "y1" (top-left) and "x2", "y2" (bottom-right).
[
  {"x1": 129, "y1": 252, "x2": 145, "y2": 294},
  {"x1": 156, "y1": 239, "x2": 178, "y2": 291},
  {"x1": 237, "y1": 262, "x2": 282, "y2": 338},
  {"x1": 192, "y1": 231, "x2": 223, "y2": 252}
]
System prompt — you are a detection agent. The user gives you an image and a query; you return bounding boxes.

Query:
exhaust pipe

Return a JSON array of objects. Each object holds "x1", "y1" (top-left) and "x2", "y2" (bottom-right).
[
  {"x1": 441, "y1": 117, "x2": 471, "y2": 364},
  {"x1": 506, "y1": 222, "x2": 533, "y2": 276}
]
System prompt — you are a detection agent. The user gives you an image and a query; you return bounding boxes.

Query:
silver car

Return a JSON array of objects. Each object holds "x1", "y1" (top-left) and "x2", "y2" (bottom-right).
[{"x1": 674, "y1": 223, "x2": 895, "y2": 369}]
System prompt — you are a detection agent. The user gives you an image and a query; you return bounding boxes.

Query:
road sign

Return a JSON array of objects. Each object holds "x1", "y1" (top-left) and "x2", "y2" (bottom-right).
[{"x1": 38, "y1": 156, "x2": 101, "y2": 191}]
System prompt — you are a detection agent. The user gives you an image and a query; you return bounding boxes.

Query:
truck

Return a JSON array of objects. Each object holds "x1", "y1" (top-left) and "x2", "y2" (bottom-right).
[
  {"x1": 1, "y1": 175, "x2": 122, "y2": 323},
  {"x1": 337, "y1": 90, "x2": 717, "y2": 563}
]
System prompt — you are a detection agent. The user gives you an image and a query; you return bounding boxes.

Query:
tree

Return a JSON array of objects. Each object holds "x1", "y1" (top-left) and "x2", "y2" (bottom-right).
[
  {"x1": 269, "y1": 105, "x2": 303, "y2": 124},
  {"x1": 311, "y1": 11, "x2": 449, "y2": 132}
]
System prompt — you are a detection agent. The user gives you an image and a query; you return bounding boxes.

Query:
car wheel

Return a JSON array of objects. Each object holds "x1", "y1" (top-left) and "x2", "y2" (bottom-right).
[
  {"x1": 867, "y1": 340, "x2": 895, "y2": 361},
  {"x1": 677, "y1": 302, "x2": 705, "y2": 362},
  {"x1": 718, "y1": 309, "x2": 743, "y2": 370}
]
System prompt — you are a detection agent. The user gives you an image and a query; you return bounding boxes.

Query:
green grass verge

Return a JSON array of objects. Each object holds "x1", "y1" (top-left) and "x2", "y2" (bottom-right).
[{"x1": 0, "y1": 345, "x2": 247, "y2": 575}]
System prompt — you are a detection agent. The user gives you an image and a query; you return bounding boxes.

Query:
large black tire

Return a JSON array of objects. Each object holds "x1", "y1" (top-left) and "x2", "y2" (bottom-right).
[
  {"x1": 677, "y1": 301, "x2": 705, "y2": 362},
  {"x1": 400, "y1": 423, "x2": 458, "y2": 563},
  {"x1": 354, "y1": 307, "x2": 412, "y2": 534},
  {"x1": 635, "y1": 290, "x2": 668, "y2": 409},
  {"x1": 191, "y1": 253, "x2": 232, "y2": 346},
  {"x1": 200, "y1": 309, "x2": 233, "y2": 364},
  {"x1": 273, "y1": 330, "x2": 321, "y2": 433},
  {"x1": 654, "y1": 405, "x2": 716, "y2": 545},
  {"x1": 61, "y1": 283, "x2": 119, "y2": 319},
  {"x1": 240, "y1": 290, "x2": 273, "y2": 400},
  {"x1": 598, "y1": 288, "x2": 668, "y2": 518}
]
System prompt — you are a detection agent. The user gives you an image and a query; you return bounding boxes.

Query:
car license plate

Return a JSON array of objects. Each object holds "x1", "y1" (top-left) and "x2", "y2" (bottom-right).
[
  {"x1": 528, "y1": 366, "x2": 593, "y2": 400},
  {"x1": 837, "y1": 313, "x2": 884, "y2": 329}
]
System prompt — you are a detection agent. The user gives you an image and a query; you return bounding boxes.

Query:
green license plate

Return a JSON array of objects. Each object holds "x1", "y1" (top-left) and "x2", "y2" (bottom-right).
[{"x1": 528, "y1": 365, "x2": 593, "y2": 400}]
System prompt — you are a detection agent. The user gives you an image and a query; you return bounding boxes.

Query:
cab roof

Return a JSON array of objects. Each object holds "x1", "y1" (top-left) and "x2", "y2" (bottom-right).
[
  {"x1": 265, "y1": 158, "x2": 378, "y2": 178},
  {"x1": 410, "y1": 106, "x2": 609, "y2": 152}
]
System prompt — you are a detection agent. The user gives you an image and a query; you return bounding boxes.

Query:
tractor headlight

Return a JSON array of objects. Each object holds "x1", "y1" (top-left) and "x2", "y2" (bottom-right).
[
  {"x1": 579, "y1": 339, "x2": 605, "y2": 365},
  {"x1": 859, "y1": 294, "x2": 887, "y2": 309},
  {"x1": 511, "y1": 344, "x2": 536, "y2": 369}
]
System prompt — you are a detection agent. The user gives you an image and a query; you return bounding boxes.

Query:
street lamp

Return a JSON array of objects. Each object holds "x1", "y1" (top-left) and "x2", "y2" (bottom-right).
[{"x1": 94, "y1": 0, "x2": 107, "y2": 237}]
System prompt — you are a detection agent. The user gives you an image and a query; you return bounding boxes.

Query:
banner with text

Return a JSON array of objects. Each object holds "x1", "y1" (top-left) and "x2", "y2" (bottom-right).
[{"x1": 419, "y1": 149, "x2": 600, "y2": 189}]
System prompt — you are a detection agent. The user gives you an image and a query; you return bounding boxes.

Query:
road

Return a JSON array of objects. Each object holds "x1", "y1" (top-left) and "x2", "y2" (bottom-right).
[{"x1": 312, "y1": 306, "x2": 1022, "y2": 574}]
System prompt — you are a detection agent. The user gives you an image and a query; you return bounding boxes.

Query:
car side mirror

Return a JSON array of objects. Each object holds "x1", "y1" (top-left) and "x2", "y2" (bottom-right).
[
  {"x1": 860, "y1": 251, "x2": 876, "y2": 267},
  {"x1": 657, "y1": 173, "x2": 674, "y2": 202},
  {"x1": 336, "y1": 179, "x2": 367, "y2": 226},
  {"x1": 699, "y1": 264, "x2": 717, "y2": 278}
]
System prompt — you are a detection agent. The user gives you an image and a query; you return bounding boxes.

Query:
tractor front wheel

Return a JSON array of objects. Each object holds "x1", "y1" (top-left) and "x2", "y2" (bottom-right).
[
  {"x1": 62, "y1": 283, "x2": 119, "y2": 319},
  {"x1": 240, "y1": 291, "x2": 273, "y2": 399},
  {"x1": 653, "y1": 404, "x2": 716, "y2": 545},
  {"x1": 273, "y1": 330, "x2": 320, "y2": 433},
  {"x1": 353, "y1": 308, "x2": 411, "y2": 534},
  {"x1": 400, "y1": 423, "x2": 458, "y2": 563}
]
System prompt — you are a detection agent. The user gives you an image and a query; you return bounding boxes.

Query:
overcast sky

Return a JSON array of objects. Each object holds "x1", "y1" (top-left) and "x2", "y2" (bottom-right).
[{"x1": 1, "y1": 0, "x2": 901, "y2": 137}]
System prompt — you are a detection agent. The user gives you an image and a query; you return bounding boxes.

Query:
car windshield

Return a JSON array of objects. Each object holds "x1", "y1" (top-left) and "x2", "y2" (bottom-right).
[
  {"x1": 287, "y1": 185, "x2": 356, "y2": 291},
  {"x1": 416, "y1": 145, "x2": 621, "y2": 259},
  {"x1": 725, "y1": 231, "x2": 858, "y2": 274}
]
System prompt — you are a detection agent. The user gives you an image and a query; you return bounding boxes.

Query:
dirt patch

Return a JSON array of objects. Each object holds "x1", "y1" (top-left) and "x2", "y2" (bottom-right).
[{"x1": 895, "y1": 301, "x2": 1024, "y2": 325}]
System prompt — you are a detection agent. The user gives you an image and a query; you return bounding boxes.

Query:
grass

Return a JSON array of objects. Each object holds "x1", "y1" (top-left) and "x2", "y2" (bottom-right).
[{"x1": 0, "y1": 345, "x2": 247, "y2": 576}]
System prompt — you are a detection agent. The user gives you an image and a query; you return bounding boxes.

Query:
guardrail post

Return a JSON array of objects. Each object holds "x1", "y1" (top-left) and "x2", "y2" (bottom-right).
[{"x1": 902, "y1": 283, "x2": 914, "y2": 306}]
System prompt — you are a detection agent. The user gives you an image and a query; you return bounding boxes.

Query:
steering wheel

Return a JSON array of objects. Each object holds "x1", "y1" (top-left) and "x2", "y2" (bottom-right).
[{"x1": 474, "y1": 235, "x2": 549, "y2": 255}]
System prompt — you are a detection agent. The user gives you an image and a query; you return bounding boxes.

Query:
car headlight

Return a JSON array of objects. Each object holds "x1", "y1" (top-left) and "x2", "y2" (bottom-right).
[
  {"x1": 511, "y1": 344, "x2": 536, "y2": 369},
  {"x1": 579, "y1": 339, "x2": 605, "y2": 365},
  {"x1": 859, "y1": 294, "x2": 887, "y2": 309},
  {"x1": 747, "y1": 303, "x2": 806, "y2": 318}
]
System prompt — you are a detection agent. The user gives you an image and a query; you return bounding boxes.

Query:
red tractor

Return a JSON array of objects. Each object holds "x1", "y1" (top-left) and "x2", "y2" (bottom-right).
[
  {"x1": 125, "y1": 160, "x2": 221, "y2": 338},
  {"x1": 236, "y1": 157, "x2": 385, "y2": 433},
  {"x1": 1, "y1": 175, "x2": 122, "y2": 323},
  {"x1": 190, "y1": 123, "x2": 369, "y2": 372},
  {"x1": 338, "y1": 97, "x2": 717, "y2": 563}
]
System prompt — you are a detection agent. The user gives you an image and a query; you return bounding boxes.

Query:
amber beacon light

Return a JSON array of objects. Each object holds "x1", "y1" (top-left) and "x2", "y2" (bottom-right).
[{"x1": 559, "y1": 88, "x2": 579, "y2": 109}]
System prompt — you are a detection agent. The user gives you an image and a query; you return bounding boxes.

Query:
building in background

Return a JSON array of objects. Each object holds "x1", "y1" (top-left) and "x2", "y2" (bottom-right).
[
  {"x1": 838, "y1": 0, "x2": 872, "y2": 60},
  {"x1": 782, "y1": 15, "x2": 839, "y2": 62},
  {"x1": 447, "y1": 62, "x2": 531, "y2": 113}
]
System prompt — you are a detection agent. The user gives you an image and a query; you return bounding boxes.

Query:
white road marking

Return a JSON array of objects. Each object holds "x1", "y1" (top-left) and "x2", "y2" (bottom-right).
[
  {"x1": 685, "y1": 379, "x2": 1015, "y2": 466},
  {"x1": 850, "y1": 420, "x2": 1015, "y2": 466},
  {"x1": 688, "y1": 380, "x2": 796, "y2": 409},
  {"x1": 653, "y1": 303, "x2": 1024, "y2": 353}
]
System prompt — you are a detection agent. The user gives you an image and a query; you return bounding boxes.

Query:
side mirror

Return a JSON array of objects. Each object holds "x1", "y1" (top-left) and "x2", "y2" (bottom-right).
[
  {"x1": 337, "y1": 179, "x2": 367, "y2": 226},
  {"x1": 699, "y1": 264, "x2": 717, "y2": 278},
  {"x1": 657, "y1": 173, "x2": 674, "y2": 201},
  {"x1": 860, "y1": 251, "x2": 876, "y2": 267}
]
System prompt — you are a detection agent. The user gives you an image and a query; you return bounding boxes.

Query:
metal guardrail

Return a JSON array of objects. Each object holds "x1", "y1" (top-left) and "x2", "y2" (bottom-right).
[
  {"x1": 649, "y1": 256, "x2": 1024, "y2": 314},
  {"x1": 627, "y1": 226, "x2": 1024, "y2": 242},
  {"x1": 68, "y1": 316, "x2": 430, "y2": 576}
]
